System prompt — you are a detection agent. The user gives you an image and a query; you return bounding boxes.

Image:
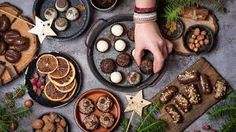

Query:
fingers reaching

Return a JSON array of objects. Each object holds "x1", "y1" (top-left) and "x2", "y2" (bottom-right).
[
  {"x1": 166, "y1": 39, "x2": 173, "y2": 53},
  {"x1": 134, "y1": 46, "x2": 143, "y2": 66},
  {"x1": 150, "y1": 47, "x2": 164, "y2": 73}
]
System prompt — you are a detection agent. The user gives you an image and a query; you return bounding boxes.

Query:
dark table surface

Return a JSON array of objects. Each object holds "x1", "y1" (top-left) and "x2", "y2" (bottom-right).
[{"x1": 0, "y1": 0, "x2": 236, "y2": 131}]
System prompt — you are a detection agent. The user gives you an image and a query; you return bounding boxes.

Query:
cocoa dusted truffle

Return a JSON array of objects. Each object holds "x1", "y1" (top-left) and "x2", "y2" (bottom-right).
[
  {"x1": 99, "y1": 113, "x2": 115, "y2": 128},
  {"x1": 0, "y1": 14, "x2": 10, "y2": 32},
  {"x1": 140, "y1": 59, "x2": 153, "y2": 74},
  {"x1": 0, "y1": 41, "x2": 7, "y2": 55},
  {"x1": 100, "y1": 59, "x2": 116, "y2": 73},
  {"x1": 4, "y1": 49, "x2": 21, "y2": 63},
  {"x1": 116, "y1": 53, "x2": 131, "y2": 67},
  {"x1": 127, "y1": 72, "x2": 141, "y2": 85},
  {"x1": 4, "y1": 30, "x2": 21, "y2": 45}
]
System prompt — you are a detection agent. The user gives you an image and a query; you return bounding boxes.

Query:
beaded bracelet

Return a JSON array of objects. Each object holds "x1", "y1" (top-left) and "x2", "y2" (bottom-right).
[
  {"x1": 133, "y1": 12, "x2": 157, "y2": 23},
  {"x1": 135, "y1": 6, "x2": 157, "y2": 13}
]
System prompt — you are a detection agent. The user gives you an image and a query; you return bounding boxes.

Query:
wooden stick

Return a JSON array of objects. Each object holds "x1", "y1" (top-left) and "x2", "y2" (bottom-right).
[
  {"x1": 126, "y1": 111, "x2": 135, "y2": 132},
  {"x1": 0, "y1": 9, "x2": 35, "y2": 26}
]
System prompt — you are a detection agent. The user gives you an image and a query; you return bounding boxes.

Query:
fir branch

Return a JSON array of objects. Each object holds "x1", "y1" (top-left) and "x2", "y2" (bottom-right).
[
  {"x1": 221, "y1": 118, "x2": 236, "y2": 132},
  {"x1": 5, "y1": 107, "x2": 31, "y2": 121},
  {"x1": 207, "y1": 104, "x2": 236, "y2": 119},
  {"x1": 121, "y1": 118, "x2": 130, "y2": 132},
  {"x1": 137, "y1": 119, "x2": 168, "y2": 132}
]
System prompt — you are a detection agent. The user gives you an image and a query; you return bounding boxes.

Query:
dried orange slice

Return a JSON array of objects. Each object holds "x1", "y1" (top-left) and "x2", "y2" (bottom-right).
[
  {"x1": 36, "y1": 54, "x2": 58, "y2": 74},
  {"x1": 60, "y1": 82, "x2": 77, "y2": 102},
  {"x1": 44, "y1": 81, "x2": 67, "y2": 102},
  {"x1": 55, "y1": 79, "x2": 76, "y2": 93},
  {"x1": 48, "y1": 62, "x2": 76, "y2": 87},
  {"x1": 49, "y1": 57, "x2": 70, "y2": 79}
]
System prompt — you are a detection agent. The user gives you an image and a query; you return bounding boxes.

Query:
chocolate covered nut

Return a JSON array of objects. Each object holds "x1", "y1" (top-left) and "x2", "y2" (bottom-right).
[
  {"x1": 200, "y1": 74, "x2": 212, "y2": 94},
  {"x1": 0, "y1": 15, "x2": 10, "y2": 32},
  {"x1": 177, "y1": 70, "x2": 199, "y2": 84},
  {"x1": 184, "y1": 84, "x2": 201, "y2": 105},
  {"x1": 4, "y1": 49, "x2": 21, "y2": 63},
  {"x1": 4, "y1": 30, "x2": 21, "y2": 45},
  {"x1": 165, "y1": 104, "x2": 183, "y2": 123},
  {"x1": 214, "y1": 80, "x2": 227, "y2": 99},
  {"x1": 159, "y1": 86, "x2": 178, "y2": 104},
  {"x1": 174, "y1": 94, "x2": 191, "y2": 113},
  {"x1": 116, "y1": 53, "x2": 131, "y2": 67},
  {"x1": 0, "y1": 41, "x2": 7, "y2": 55},
  {"x1": 140, "y1": 59, "x2": 153, "y2": 74},
  {"x1": 10, "y1": 37, "x2": 29, "y2": 51}
]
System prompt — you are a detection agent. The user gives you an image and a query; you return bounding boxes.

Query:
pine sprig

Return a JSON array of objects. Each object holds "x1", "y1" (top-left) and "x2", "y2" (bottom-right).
[
  {"x1": 207, "y1": 104, "x2": 236, "y2": 119},
  {"x1": 221, "y1": 118, "x2": 236, "y2": 132}
]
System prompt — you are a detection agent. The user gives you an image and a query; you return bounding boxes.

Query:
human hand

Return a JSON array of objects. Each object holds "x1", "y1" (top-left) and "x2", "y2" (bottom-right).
[{"x1": 134, "y1": 22, "x2": 173, "y2": 73}]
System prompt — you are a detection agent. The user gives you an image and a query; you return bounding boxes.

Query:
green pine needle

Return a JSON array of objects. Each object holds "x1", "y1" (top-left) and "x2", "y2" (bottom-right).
[
  {"x1": 221, "y1": 118, "x2": 236, "y2": 132},
  {"x1": 207, "y1": 104, "x2": 236, "y2": 119},
  {"x1": 121, "y1": 118, "x2": 130, "y2": 132}
]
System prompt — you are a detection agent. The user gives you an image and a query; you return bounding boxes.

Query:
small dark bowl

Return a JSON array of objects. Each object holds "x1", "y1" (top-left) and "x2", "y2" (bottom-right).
[
  {"x1": 90, "y1": 0, "x2": 118, "y2": 11},
  {"x1": 183, "y1": 25, "x2": 214, "y2": 54}
]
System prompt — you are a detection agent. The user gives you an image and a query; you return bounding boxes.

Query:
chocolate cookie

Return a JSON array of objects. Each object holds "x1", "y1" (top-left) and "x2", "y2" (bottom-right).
[
  {"x1": 4, "y1": 49, "x2": 21, "y2": 63},
  {"x1": 100, "y1": 59, "x2": 116, "y2": 73},
  {"x1": 4, "y1": 30, "x2": 21, "y2": 45},
  {"x1": 96, "y1": 96, "x2": 113, "y2": 112},
  {"x1": 0, "y1": 15, "x2": 10, "y2": 32},
  {"x1": 116, "y1": 53, "x2": 131, "y2": 67},
  {"x1": 140, "y1": 59, "x2": 153, "y2": 74},
  {"x1": 78, "y1": 98, "x2": 95, "y2": 115},
  {"x1": 83, "y1": 114, "x2": 99, "y2": 130},
  {"x1": 0, "y1": 41, "x2": 7, "y2": 55},
  {"x1": 99, "y1": 113, "x2": 115, "y2": 128}
]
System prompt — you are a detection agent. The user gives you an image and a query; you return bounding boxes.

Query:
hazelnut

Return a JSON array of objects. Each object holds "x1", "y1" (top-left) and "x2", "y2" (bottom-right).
[
  {"x1": 4, "y1": 49, "x2": 21, "y2": 63},
  {"x1": 49, "y1": 112, "x2": 58, "y2": 122},
  {"x1": 32, "y1": 119, "x2": 44, "y2": 129},
  {"x1": 194, "y1": 40, "x2": 198, "y2": 44},
  {"x1": 189, "y1": 38, "x2": 194, "y2": 43},
  {"x1": 59, "y1": 119, "x2": 67, "y2": 128},
  {"x1": 199, "y1": 40, "x2": 204, "y2": 45},
  {"x1": 195, "y1": 43, "x2": 200, "y2": 48},
  {"x1": 193, "y1": 28, "x2": 200, "y2": 35},
  {"x1": 24, "y1": 99, "x2": 33, "y2": 108}
]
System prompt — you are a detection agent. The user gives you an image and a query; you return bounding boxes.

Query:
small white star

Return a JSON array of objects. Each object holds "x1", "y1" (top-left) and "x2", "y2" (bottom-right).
[
  {"x1": 124, "y1": 90, "x2": 151, "y2": 116},
  {"x1": 28, "y1": 17, "x2": 56, "y2": 43}
]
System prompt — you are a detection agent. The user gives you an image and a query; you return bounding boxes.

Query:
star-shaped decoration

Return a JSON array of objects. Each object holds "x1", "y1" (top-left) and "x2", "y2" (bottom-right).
[
  {"x1": 124, "y1": 90, "x2": 151, "y2": 116},
  {"x1": 28, "y1": 16, "x2": 56, "y2": 43}
]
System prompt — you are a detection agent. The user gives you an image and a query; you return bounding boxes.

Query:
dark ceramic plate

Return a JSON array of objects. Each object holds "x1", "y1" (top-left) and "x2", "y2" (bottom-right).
[
  {"x1": 25, "y1": 52, "x2": 82, "y2": 108},
  {"x1": 86, "y1": 14, "x2": 165, "y2": 92},
  {"x1": 183, "y1": 25, "x2": 214, "y2": 53},
  {"x1": 33, "y1": 0, "x2": 91, "y2": 41},
  {"x1": 32, "y1": 112, "x2": 70, "y2": 132}
]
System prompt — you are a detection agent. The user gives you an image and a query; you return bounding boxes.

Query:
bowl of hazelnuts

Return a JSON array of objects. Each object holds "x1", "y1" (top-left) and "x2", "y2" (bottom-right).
[{"x1": 183, "y1": 25, "x2": 214, "y2": 53}]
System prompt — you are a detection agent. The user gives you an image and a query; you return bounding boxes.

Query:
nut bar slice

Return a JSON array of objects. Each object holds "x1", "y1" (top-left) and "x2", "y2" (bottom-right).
[
  {"x1": 200, "y1": 74, "x2": 212, "y2": 94},
  {"x1": 184, "y1": 84, "x2": 201, "y2": 105},
  {"x1": 214, "y1": 80, "x2": 228, "y2": 99},
  {"x1": 177, "y1": 70, "x2": 199, "y2": 84},
  {"x1": 159, "y1": 86, "x2": 178, "y2": 104},
  {"x1": 174, "y1": 94, "x2": 191, "y2": 113},
  {"x1": 165, "y1": 104, "x2": 183, "y2": 123}
]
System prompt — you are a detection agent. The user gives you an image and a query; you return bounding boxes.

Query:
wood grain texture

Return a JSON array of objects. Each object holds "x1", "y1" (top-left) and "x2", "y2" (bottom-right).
[{"x1": 152, "y1": 57, "x2": 232, "y2": 132}]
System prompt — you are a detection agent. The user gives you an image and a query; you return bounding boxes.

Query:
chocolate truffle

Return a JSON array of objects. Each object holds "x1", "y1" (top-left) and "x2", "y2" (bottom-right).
[
  {"x1": 110, "y1": 71, "x2": 122, "y2": 83},
  {"x1": 83, "y1": 114, "x2": 99, "y2": 130},
  {"x1": 4, "y1": 49, "x2": 21, "y2": 63},
  {"x1": 99, "y1": 113, "x2": 115, "y2": 128},
  {"x1": 140, "y1": 59, "x2": 153, "y2": 74},
  {"x1": 114, "y1": 39, "x2": 126, "y2": 52},
  {"x1": 4, "y1": 30, "x2": 21, "y2": 45},
  {"x1": 0, "y1": 15, "x2": 10, "y2": 32},
  {"x1": 127, "y1": 72, "x2": 141, "y2": 85},
  {"x1": 0, "y1": 41, "x2": 7, "y2": 55},
  {"x1": 66, "y1": 7, "x2": 79, "y2": 21},
  {"x1": 111, "y1": 24, "x2": 124, "y2": 37},
  {"x1": 55, "y1": 17, "x2": 68, "y2": 31},
  {"x1": 44, "y1": 8, "x2": 58, "y2": 20},
  {"x1": 55, "y1": 0, "x2": 69, "y2": 12},
  {"x1": 100, "y1": 59, "x2": 116, "y2": 73},
  {"x1": 96, "y1": 39, "x2": 109, "y2": 53},
  {"x1": 116, "y1": 53, "x2": 131, "y2": 67},
  {"x1": 96, "y1": 96, "x2": 113, "y2": 112},
  {"x1": 127, "y1": 26, "x2": 135, "y2": 41},
  {"x1": 10, "y1": 37, "x2": 29, "y2": 51},
  {"x1": 78, "y1": 98, "x2": 95, "y2": 115}
]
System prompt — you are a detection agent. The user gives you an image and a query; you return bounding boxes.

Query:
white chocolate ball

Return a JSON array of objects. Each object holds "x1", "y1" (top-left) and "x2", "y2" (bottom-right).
[
  {"x1": 96, "y1": 40, "x2": 109, "y2": 52},
  {"x1": 110, "y1": 72, "x2": 122, "y2": 83},
  {"x1": 66, "y1": 7, "x2": 79, "y2": 21},
  {"x1": 114, "y1": 39, "x2": 126, "y2": 52},
  {"x1": 111, "y1": 24, "x2": 124, "y2": 37}
]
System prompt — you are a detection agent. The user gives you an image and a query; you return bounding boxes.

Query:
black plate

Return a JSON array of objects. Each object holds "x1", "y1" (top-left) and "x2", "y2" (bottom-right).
[
  {"x1": 25, "y1": 52, "x2": 82, "y2": 108},
  {"x1": 86, "y1": 14, "x2": 165, "y2": 92},
  {"x1": 183, "y1": 25, "x2": 214, "y2": 53},
  {"x1": 33, "y1": 0, "x2": 91, "y2": 41},
  {"x1": 32, "y1": 112, "x2": 70, "y2": 132}
]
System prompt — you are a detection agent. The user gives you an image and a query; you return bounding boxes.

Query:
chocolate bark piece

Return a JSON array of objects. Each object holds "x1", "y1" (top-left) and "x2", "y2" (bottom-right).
[
  {"x1": 174, "y1": 94, "x2": 191, "y2": 113},
  {"x1": 200, "y1": 74, "x2": 212, "y2": 94},
  {"x1": 214, "y1": 80, "x2": 227, "y2": 99},
  {"x1": 0, "y1": 41, "x2": 7, "y2": 55},
  {"x1": 0, "y1": 14, "x2": 10, "y2": 32},
  {"x1": 4, "y1": 49, "x2": 21, "y2": 63},
  {"x1": 165, "y1": 104, "x2": 183, "y2": 123},
  {"x1": 177, "y1": 70, "x2": 199, "y2": 84},
  {"x1": 184, "y1": 84, "x2": 201, "y2": 105},
  {"x1": 159, "y1": 86, "x2": 178, "y2": 104},
  {"x1": 4, "y1": 30, "x2": 21, "y2": 45}
]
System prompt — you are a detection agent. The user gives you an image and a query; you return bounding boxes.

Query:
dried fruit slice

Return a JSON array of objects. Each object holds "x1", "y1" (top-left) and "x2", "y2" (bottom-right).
[
  {"x1": 60, "y1": 82, "x2": 77, "y2": 102},
  {"x1": 48, "y1": 62, "x2": 76, "y2": 87},
  {"x1": 49, "y1": 56, "x2": 70, "y2": 79},
  {"x1": 55, "y1": 79, "x2": 76, "y2": 93},
  {"x1": 44, "y1": 81, "x2": 67, "y2": 101},
  {"x1": 36, "y1": 54, "x2": 58, "y2": 74}
]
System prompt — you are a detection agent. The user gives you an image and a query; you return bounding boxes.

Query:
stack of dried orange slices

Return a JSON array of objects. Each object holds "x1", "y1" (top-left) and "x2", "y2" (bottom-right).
[{"x1": 36, "y1": 54, "x2": 78, "y2": 102}]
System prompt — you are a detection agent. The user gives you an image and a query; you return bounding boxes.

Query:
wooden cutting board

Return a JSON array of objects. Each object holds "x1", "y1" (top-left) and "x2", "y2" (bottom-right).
[
  {"x1": 0, "y1": 2, "x2": 39, "y2": 86},
  {"x1": 151, "y1": 57, "x2": 232, "y2": 132}
]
